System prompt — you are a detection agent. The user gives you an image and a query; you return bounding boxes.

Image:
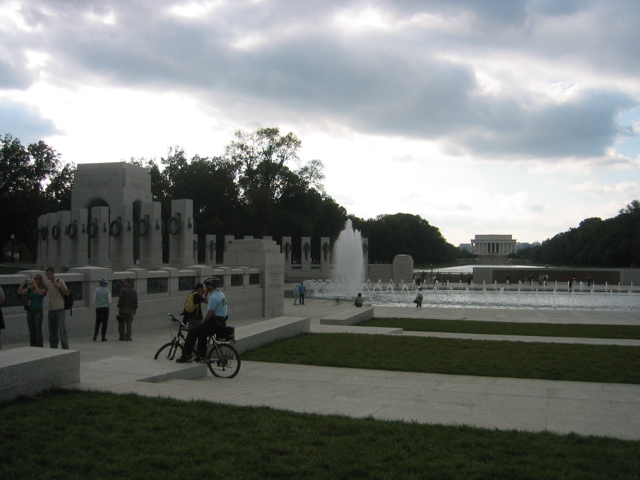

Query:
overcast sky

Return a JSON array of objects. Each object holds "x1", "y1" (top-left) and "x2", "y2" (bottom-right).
[{"x1": 1, "y1": 0, "x2": 639, "y2": 246}]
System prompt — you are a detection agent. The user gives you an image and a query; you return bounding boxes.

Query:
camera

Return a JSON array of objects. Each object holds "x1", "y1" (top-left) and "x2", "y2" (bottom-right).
[{"x1": 26, "y1": 278, "x2": 32, "y2": 284}]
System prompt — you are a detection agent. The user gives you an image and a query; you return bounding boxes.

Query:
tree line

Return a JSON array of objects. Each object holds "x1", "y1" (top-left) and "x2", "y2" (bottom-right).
[
  {"x1": 0, "y1": 129, "x2": 460, "y2": 265},
  {"x1": 516, "y1": 200, "x2": 640, "y2": 268},
  {"x1": 3, "y1": 129, "x2": 636, "y2": 268}
]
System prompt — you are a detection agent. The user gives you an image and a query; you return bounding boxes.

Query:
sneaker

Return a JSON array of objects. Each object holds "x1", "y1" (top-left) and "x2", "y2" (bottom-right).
[{"x1": 176, "y1": 356, "x2": 193, "y2": 363}]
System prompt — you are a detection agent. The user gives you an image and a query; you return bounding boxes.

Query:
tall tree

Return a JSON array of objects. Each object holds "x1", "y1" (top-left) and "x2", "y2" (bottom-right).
[
  {"x1": 0, "y1": 134, "x2": 73, "y2": 260},
  {"x1": 225, "y1": 127, "x2": 306, "y2": 235},
  {"x1": 356, "y1": 213, "x2": 459, "y2": 265}
]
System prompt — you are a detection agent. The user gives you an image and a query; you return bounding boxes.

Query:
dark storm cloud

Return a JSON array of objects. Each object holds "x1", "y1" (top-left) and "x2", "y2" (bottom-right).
[{"x1": 2, "y1": 0, "x2": 639, "y2": 160}]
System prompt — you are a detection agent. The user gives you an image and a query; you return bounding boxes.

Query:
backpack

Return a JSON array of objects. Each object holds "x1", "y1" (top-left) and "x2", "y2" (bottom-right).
[
  {"x1": 64, "y1": 292, "x2": 74, "y2": 316},
  {"x1": 184, "y1": 292, "x2": 197, "y2": 314}
]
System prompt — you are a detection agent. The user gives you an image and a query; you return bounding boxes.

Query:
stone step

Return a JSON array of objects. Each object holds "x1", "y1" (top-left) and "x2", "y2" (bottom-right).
[{"x1": 0, "y1": 347, "x2": 80, "y2": 402}]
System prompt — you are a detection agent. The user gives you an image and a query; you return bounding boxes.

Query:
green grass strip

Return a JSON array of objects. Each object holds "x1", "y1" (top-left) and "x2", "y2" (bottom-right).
[
  {"x1": 0, "y1": 389, "x2": 638, "y2": 480},
  {"x1": 357, "y1": 317, "x2": 640, "y2": 339},
  {"x1": 243, "y1": 333, "x2": 640, "y2": 384}
]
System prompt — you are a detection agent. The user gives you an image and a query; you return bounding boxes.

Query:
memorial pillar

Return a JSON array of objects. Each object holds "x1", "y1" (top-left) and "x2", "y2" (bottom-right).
[
  {"x1": 138, "y1": 201, "x2": 162, "y2": 269},
  {"x1": 168, "y1": 199, "x2": 194, "y2": 268},
  {"x1": 44, "y1": 212, "x2": 57, "y2": 267},
  {"x1": 36, "y1": 215, "x2": 49, "y2": 269},
  {"x1": 88, "y1": 206, "x2": 111, "y2": 267},
  {"x1": 224, "y1": 235, "x2": 234, "y2": 254},
  {"x1": 205, "y1": 235, "x2": 217, "y2": 264},
  {"x1": 55, "y1": 211, "x2": 72, "y2": 270},
  {"x1": 110, "y1": 204, "x2": 134, "y2": 271},
  {"x1": 301, "y1": 236, "x2": 311, "y2": 277},
  {"x1": 223, "y1": 238, "x2": 284, "y2": 318},
  {"x1": 320, "y1": 236, "x2": 331, "y2": 276},
  {"x1": 69, "y1": 208, "x2": 88, "y2": 268}
]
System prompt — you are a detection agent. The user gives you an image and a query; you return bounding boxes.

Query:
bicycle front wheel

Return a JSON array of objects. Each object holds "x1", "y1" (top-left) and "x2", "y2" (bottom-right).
[
  {"x1": 207, "y1": 343, "x2": 241, "y2": 378},
  {"x1": 154, "y1": 342, "x2": 183, "y2": 362}
]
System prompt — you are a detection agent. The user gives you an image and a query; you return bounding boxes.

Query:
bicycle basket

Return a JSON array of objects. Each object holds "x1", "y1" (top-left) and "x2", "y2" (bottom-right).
[{"x1": 216, "y1": 326, "x2": 235, "y2": 342}]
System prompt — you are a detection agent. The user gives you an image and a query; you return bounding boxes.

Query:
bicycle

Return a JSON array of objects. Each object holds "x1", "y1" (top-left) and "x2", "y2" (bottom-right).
[{"x1": 154, "y1": 313, "x2": 241, "y2": 378}]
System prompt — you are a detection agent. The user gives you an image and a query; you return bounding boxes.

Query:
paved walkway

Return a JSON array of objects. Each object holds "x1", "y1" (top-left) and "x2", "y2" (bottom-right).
[{"x1": 10, "y1": 299, "x2": 640, "y2": 440}]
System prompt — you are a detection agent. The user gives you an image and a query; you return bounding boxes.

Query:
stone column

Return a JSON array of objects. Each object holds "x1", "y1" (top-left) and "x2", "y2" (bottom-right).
[
  {"x1": 36, "y1": 215, "x2": 49, "y2": 269},
  {"x1": 223, "y1": 238, "x2": 284, "y2": 318},
  {"x1": 301, "y1": 236, "x2": 311, "y2": 277},
  {"x1": 88, "y1": 206, "x2": 111, "y2": 267},
  {"x1": 281, "y1": 236, "x2": 292, "y2": 280},
  {"x1": 205, "y1": 235, "x2": 217, "y2": 264},
  {"x1": 69, "y1": 208, "x2": 89, "y2": 268},
  {"x1": 44, "y1": 212, "x2": 57, "y2": 267},
  {"x1": 320, "y1": 236, "x2": 331, "y2": 276},
  {"x1": 110, "y1": 204, "x2": 134, "y2": 271},
  {"x1": 138, "y1": 201, "x2": 162, "y2": 269},
  {"x1": 224, "y1": 235, "x2": 234, "y2": 254},
  {"x1": 392, "y1": 254, "x2": 414, "y2": 285},
  {"x1": 55, "y1": 211, "x2": 72, "y2": 270},
  {"x1": 167, "y1": 199, "x2": 194, "y2": 268}
]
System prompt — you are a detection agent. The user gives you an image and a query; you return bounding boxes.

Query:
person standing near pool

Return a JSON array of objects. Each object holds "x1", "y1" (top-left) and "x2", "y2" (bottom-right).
[
  {"x1": 44, "y1": 266, "x2": 70, "y2": 349},
  {"x1": 298, "y1": 282, "x2": 306, "y2": 305},
  {"x1": 93, "y1": 278, "x2": 111, "y2": 341},
  {"x1": 18, "y1": 274, "x2": 48, "y2": 347},
  {"x1": 117, "y1": 278, "x2": 138, "y2": 341}
]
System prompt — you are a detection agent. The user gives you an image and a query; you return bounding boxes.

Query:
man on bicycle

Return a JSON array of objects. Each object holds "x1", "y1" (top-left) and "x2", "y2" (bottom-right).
[{"x1": 177, "y1": 276, "x2": 228, "y2": 363}]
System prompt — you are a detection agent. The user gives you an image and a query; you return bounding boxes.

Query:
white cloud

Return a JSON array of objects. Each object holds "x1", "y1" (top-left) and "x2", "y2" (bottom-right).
[{"x1": 0, "y1": 0, "x2": 639, "y2": 245}]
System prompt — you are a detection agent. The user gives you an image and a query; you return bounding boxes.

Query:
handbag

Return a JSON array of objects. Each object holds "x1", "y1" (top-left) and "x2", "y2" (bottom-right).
[{"x1": 24, "y1": 296, "x2": 32, "y2": 311}]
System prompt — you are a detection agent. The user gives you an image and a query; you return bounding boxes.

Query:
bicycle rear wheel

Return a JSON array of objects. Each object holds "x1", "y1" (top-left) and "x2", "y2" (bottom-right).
[
  {"x1": 207, "y1": 343, "x2": 241, "y2": 378},
  {"x1": 154, "y1": 342, "x2": 183, "y2": 361}
]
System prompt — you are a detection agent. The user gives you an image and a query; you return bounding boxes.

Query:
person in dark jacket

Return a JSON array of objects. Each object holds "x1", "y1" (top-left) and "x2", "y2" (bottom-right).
[{"x1": 117, "y1": 278, "x2": 138, "y2": 341}]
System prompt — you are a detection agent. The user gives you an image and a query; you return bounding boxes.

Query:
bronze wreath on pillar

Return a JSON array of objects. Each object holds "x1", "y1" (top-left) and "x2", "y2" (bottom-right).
[
  {"x1": 87, "y1": 221, "x2": 99, "y2": 239},
  {"x1": 67, "y1": 222, "x2": 78, "y2": 239},
  {"x1": 168, "y1": 216, "x2": 182, "y2": 235},
  {"x1": 322, "y1": 242, "x2": 330, "y2": 261},
  {"x1": 138, "y1": 217, "x2": 150, "y2": 237},
  {"x1": 109, "y1": 219, "x2": 122, "y2": 237},
  {"x1": 52, "y1": 225, "x2": 60, "y2": 240}
]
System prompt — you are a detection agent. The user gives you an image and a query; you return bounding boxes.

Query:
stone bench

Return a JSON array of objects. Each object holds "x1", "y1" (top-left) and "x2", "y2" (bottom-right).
[
  {"x1": 234, "y1": 316, "x2": 311, "y2": 354},
  {"x1": 0, "y1": 347, "x2": 80, "y2": 402},
  {"x1": 319, "y1": 306, "x2": 374, "y2": 326}
]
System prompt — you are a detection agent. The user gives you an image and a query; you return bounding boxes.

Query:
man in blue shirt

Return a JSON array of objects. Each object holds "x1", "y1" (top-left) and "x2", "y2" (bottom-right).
[{"x1": 177, "y1": 276, "x2": 228, "y2": 363}]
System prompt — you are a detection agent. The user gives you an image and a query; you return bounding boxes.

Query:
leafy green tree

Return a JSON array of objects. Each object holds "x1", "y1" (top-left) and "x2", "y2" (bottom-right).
[
  {"x1": 225, "y1": 127, "x2": 315, "y2": 235},
  {"x1": 356, "y1": 213, "x2": 459, "y2": 265},
  {"x1": 132, "y1": 133, "x2": 345, "y2": 261},
  {"x1": 531, "y1": 202, "x2": 640, "y2": 268},
  {"x1": 0, "y1": 134, "x2": 73, "y2": 261}
]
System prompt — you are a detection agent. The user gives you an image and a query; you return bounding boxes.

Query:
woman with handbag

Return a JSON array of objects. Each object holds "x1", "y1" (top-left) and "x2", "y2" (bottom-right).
[{"x1": 18, "y1": 274, "x2": 48, "y2": 347}]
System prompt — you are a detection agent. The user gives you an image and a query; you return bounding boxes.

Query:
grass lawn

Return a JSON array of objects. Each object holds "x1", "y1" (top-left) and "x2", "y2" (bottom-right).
[
  {"x1": 356, "y1": 318, "x2": 640, "y2": 339},
  {"x1": 0, "y1": 389, "x2": 638, "y2": 480},
  {"x1": 242, "y1": 333, "x2": 640, "y2": 384}
]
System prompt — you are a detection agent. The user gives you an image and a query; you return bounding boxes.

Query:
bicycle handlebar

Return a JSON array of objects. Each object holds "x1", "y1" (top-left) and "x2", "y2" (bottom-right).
[{"x1": 166, "y1": 312, "x2": 187, "y2": 326}]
